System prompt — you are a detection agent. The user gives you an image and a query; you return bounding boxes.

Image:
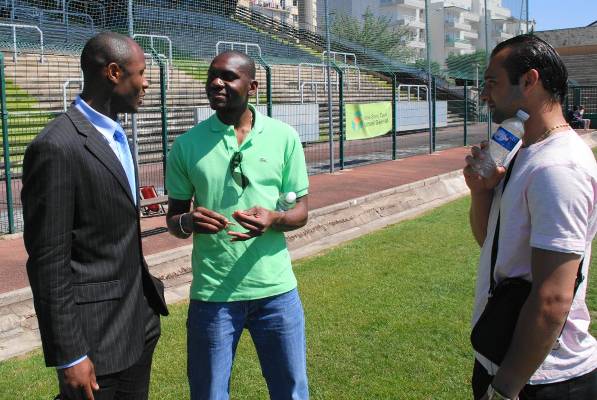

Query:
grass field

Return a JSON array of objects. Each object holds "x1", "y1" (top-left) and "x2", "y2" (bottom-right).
[{"x1": 0, "y1": 196, "x2": 595, "y2": 399}]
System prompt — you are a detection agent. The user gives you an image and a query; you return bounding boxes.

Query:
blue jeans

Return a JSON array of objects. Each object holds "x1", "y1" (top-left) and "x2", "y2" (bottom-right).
[{"x1": 187, "y1": 288, "x2": 309, "y2": 400}]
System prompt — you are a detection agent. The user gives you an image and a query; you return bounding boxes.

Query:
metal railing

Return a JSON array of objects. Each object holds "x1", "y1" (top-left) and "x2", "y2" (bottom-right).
[
  {"x1": 134, "y1": 34, "x2": 173, "y2": 90},
  {"x1": 398, "y1": 84, "x2": 428, "y2": 101},
  {"x1": 322, "y1": 50, "x2": 358, "y2": 67},
  {"x1": 215, "y1": 41, "x2": 262, "y2": 58},
  {"x1": 341, "y1": 65, "x2": 361, "y2": 90},
  {"x1": 133, "y1": 34, "x2": 173, "y2": 66},
  {"x1": 60, "y1": 10, "x2": 96, "y2": 34},
  {"x1": 144, "y1": 53, "x2": 171, "y2": 90},
  {"x1": 298, "y1": 62, "x2": 360, "y2": 91},
  {"x1": 65, "y1": 0, "x2": 105, "y2": 27},
  {"x1": 298, "y1": 62, "x2": 328, "y2": 87},
  {"x1": 62, "y1": 78, "x2": 83, "y2": 111},
  {"x1": 0, "y1": 23, "x2": 44, "y2": 63},
  {"x1": 9, "y1": 4, "x2": 96, "y2": 37},
  {"x1": 300, "y1": 81, "x2": 326, "y2": 103}
]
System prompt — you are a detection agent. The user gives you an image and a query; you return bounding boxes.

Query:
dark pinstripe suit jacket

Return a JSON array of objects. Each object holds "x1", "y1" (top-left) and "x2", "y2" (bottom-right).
[{"x1": 22, "y1": 106, "x2": 168, "y2": 376}]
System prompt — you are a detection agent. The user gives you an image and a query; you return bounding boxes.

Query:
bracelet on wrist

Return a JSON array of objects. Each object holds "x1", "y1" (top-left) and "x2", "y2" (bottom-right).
[{"x1": 179, "y1": 213, "x2": 191, "y2": 235}]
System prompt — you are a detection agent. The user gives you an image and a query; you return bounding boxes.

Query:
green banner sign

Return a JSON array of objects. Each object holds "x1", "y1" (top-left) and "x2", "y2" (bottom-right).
[{"x1": 345, "y1": 102, "x2": 392, "y2": 140}]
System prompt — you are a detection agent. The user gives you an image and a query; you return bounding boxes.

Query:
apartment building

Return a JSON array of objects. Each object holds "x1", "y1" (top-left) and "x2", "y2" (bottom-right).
[
  {"x1": 325, "y1": 0, "x2": 532, "y2": 63},
  {"x1": 239, "y1": 0, "x2": 300, "y2": 26},
  {"x1": 379, "y1": 0, "x2": 427, "y2": 58},
  {"x1": 298, "y1": 0, "x2": 318, "y2": 30}
]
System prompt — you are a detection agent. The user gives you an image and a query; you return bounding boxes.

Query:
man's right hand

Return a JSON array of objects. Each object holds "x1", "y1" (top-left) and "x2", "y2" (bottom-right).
[
  {"x1": 463, "y1": 141, "x2": 506, "y2": 193},
  {"x1": 184, "y1": 207, "x2": 231, "y2": 234},
  {"x1": 62, "y1": 358, "x2": 99, "y2": 400}
]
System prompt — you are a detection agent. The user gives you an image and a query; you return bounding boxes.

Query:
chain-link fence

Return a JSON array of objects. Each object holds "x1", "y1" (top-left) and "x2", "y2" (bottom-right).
[{"x1": 0, "y1": 0, "x2": 540, "y2": 233}]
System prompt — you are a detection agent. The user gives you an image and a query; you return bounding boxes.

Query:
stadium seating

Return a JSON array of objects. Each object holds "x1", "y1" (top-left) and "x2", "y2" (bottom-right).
[
  {"x1": 0, "y1": 1, "x2": 473, "y2": 173},
  {"x1": 561, "y1": 53, "x2": 597, "y2": 86}
]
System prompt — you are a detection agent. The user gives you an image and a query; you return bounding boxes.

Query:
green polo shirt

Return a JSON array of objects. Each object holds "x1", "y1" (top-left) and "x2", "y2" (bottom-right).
[{"x1": 166, "y1": 105, "x2": 309, "y2": 302}]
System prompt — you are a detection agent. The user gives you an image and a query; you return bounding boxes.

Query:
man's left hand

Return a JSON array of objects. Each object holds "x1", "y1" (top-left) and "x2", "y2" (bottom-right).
[{"x1": 228, "y1": 206, "x2": 280, "y2": 241}]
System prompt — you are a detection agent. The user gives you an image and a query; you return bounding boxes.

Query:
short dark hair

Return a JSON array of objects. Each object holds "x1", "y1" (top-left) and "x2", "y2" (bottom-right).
[
  {"x1": 213, "y1": 50, "x2": 256, "y2": 79},
  {"x1": 81, "y1": 32, "x2": 136, "y2": 80},
  {"x1": 491, "y1": 34, "x2": 568, "y2": 104}
]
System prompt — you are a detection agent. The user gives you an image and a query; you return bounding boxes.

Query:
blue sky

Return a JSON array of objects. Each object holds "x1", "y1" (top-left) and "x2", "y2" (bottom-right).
[{"x1": 528, "y1": 0, "x2": 596, "y2": 31}]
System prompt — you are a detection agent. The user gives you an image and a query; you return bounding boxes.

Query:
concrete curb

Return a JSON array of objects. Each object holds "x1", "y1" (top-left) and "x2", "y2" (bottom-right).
[
  {"x1": 0, "y1": 232, "x2": 23, "y2": 241},
  {"x1": 0, "y1": 131, "x2": 597, "y2": 361},
  {"x1": 0, "y1": 169, "x2": 469, "y2": 361},
  {"x1": 0, "y1": 131, "x2": 594, "y2": 361}
]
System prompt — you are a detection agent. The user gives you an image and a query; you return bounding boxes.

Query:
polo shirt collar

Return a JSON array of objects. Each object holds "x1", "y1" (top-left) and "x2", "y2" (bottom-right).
[{"x1": 209, "y1": 103, "x2": 264, "y2": 136}]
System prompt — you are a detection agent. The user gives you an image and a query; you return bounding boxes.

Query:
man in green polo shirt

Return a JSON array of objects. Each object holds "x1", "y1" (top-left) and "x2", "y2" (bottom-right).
[{"x1": 165, "y1": 51, "x2": 310, "y2": 400}]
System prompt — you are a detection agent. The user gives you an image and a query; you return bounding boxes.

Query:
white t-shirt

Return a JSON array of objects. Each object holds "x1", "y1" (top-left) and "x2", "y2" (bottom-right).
[{"x1": 472, "y1": 129, "x2": 597, "y2": 384}]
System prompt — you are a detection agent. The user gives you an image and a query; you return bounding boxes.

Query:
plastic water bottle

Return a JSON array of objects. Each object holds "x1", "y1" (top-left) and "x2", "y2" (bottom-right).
[
  {"x1": 477, "y1": 109, "x2": 529, "y2": 177},
  {"x1": 276, "y1": 192, "x2": 297, "y2": 211}
]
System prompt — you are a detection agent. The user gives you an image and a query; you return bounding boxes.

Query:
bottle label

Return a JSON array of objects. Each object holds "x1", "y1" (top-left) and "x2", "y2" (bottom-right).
[{"x1": 491, "y1": 127, "x2": 520, "y2": 151}]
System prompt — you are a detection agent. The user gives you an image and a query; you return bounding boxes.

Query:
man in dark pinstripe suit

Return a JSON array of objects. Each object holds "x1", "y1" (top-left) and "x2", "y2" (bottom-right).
[{"x1": 21, "y1": 32, "x2": 168, "y2": 400}]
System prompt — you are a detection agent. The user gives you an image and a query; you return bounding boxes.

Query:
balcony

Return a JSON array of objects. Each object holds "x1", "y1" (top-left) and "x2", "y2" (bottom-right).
[
  {"x1": 380, "y1": 0, "x2": 425, "y2": 9},
  {"x1": 250, "y1": 1, "x2": 297, "y2": 14},
  {"x1": 462, "y1": 30, "x2": 479, "y2": 40},
  {"x1": 445, "y1": 19, "x2": 472, "y2": 31},
  {"x1": 462, "y1": 11, "x2": 480, "y2": 22},
  {"x1": 493, "y1": 31, "x2": 514, "y2": 41},
  {"x1": 396, "y1": 15, "x2": 426, "y2": 29},
  {"x1": 445, "y1": 37, "x2": 474, "y2": 50},
  {"x1": 489, "y1": 5, "x2": 511, "y2": 19},
  {"x1": 407, "y1": 39, "x2": 426, "y2": 49}
]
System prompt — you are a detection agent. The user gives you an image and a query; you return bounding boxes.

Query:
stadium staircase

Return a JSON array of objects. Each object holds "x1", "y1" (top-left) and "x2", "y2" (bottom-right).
[
  {"x1": 0, "y1": 2, "x2": 475, "y2": 173},
  {"x1": 561, "y1": 53, "x2": 597, "y2": 86}
]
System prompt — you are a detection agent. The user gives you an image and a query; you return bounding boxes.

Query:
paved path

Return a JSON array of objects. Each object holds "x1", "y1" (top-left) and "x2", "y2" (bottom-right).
[
  {"x1": 3, "y1": 128, "x2": 594, "y2": 294},
  {"x1": 1, "y1": 130, "x2": 594, "y2": 362},
  {"x1": 0, "y1": 145, "x2": 470, "y2": 294}
]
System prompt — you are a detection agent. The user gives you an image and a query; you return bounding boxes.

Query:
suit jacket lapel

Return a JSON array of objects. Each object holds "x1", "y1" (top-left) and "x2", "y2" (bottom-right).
[{"x1": 65, "y1": 107, "x2": 136, "y2": 206}]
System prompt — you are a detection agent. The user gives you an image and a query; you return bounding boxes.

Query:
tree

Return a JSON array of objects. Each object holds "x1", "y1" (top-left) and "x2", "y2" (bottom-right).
[
  {"x1": 412, "y1": 58, "x2": 442, "y2": 76},
  {"x1": 330, "y1": 8, "x2": 415, "y2": 62},
  {"x1": 445, "y1": 50, "x2": 487, "y2": 81}
]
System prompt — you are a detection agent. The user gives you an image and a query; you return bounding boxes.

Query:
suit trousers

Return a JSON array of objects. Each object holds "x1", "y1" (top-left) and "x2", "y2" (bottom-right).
[
  {"x1": 472, "y1": 358, "x2": 597, "y2": 400},
  {"x1": 57, "y1": 297, "x2": 160, "y2": 400}
]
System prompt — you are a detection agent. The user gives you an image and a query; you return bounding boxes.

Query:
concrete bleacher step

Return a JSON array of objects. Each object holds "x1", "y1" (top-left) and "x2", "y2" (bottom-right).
[
  {"x1": 561, "y1": 54, "x2": 597, "y2": 86},
  {"x1": 1, "y1": 46, "x2": 462, "y2": 166}
]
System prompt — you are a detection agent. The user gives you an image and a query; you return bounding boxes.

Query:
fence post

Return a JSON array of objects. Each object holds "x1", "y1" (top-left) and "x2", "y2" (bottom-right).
[
  {"x1": 431, "y1": 76, "x2": 436, "y2": 153},
  {"x1": 573, "y1": 86, "x2": 581, "y2": 108},
  {"x1": 265, "y1": 64, "x2": 272, "y2": 117},
  {"x1": 0, "y1": 53, "x2": 14, "y2": 233},
  {"x1": 391, "y1": 72, "x2": 397, "y2": 160},
  {"x1": 156, "y1": 54, "x2": 169, "y2": 194},
  {"x1": 257, "y1": 56, "x2": 272, "y2": 117},
  {"x1": 331, "y1": 63, "x2": 345, "y2": 170},
  {"x1": 463, "y1": 81, "x2": 468, "y2": 146}
]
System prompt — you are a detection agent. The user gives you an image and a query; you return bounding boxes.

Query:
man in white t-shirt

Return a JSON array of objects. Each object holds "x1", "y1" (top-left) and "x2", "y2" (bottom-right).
[{"x1": 464, "y1": 34, "x2": 597, "y2": 400}]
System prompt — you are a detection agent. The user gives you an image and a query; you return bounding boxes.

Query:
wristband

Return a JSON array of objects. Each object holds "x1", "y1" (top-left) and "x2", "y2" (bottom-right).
[{"x1": 179, "y1": 213, "x2": 192, "y2": 235}]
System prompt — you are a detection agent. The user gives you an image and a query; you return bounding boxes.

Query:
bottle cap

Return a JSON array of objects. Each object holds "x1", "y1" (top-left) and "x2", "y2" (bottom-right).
[
  {"x1": 516, "y1": 109, "x2": 530, "y2": 121},
  {"x1": 285, "y1": 192, "x2": 297, "y2": 203}
]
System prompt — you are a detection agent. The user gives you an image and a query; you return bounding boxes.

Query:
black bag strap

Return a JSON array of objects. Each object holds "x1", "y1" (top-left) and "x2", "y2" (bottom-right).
[{"x1": 489, "y1": 151, "x2": 519, "y2": 294}]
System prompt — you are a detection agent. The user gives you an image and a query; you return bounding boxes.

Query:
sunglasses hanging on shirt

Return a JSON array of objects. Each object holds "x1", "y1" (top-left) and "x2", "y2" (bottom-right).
[{"x1": 229, "y1": 151, "x2": 249, "y2": 190}]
